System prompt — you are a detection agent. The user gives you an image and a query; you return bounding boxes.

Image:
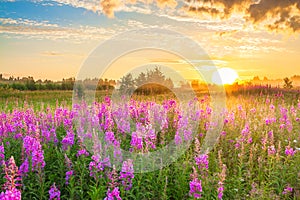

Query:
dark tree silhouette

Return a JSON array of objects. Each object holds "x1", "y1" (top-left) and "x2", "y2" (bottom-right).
[{"x1": 283, "y1": 77, "x2": 293, "y2": 89}]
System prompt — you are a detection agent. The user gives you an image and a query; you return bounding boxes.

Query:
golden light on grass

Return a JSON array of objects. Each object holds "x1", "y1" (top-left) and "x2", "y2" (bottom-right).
[{"x1": 212, "y1": 67, "x2": 239, "y2": 85}]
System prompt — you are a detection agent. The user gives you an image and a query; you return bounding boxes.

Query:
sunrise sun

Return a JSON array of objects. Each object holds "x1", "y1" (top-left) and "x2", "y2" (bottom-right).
[{"x1": 212, "y1": 67, "x2": 239, "y2": 85}]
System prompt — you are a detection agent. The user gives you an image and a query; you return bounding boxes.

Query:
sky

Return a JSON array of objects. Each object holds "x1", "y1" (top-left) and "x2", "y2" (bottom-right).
[{"x1": 0, "y1": 0, "x2": 300, "y2": 82}]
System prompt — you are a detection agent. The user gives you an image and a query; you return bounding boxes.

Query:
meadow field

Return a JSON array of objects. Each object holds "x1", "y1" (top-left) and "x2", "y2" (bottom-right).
[{"x1": 0, "y1": 89, "x2": 299, "y2": 200}]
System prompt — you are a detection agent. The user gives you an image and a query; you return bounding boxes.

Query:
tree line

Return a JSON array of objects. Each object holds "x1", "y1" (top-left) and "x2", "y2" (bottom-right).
[
  {"x1": 0, "y1": 71, "x2": 298, "y2": 93},
  {"x1": 0, "y1": 75, "x2": 116, "y2": 91}
]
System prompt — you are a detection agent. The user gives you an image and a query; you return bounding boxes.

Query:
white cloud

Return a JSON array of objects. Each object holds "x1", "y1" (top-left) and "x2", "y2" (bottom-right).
[
  {"x1": 0, "y1": 18, "x2": 59, "y2": 28},
  {"x1": 0, "y1": 18, "x2": 117, "y2": 43}
]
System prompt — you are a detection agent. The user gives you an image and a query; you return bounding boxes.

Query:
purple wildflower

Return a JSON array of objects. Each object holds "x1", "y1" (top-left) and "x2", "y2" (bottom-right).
[
  {"x1": 268, "y1": 145, "x2": 276, "y2": 156},
  {"x1": 0, "y1": 143, "x2": 5, "y2": 164},
  {"x1": 19, "y1": 158, "x2": 29, "y2": 177},
  {"x1": 104, "y1": 187, "x2": 122, "y2": 200},
  {"x1": 189, "y1": 166, "x2": 202, "y2": 199},
  {"x1": 49, "y1": 183, "x2": 60, "y2": 200},
  {"x1": 88, "y1": 155, "x2": 111, "y2": 179},
  {"x1": 174, "y1": 131, "x2": 182, "y2": 145},
  {"x1": 282, "y1": 185, "x2": 293, "y2": 195},
  {"x1": 76, "y1": 149, "x2": 89, "y2": 157},
  {"x1": 61, "y1": 130, "x2": 74, "y2": 151},
  {"x1": 183, "y1": 129, "x2": 192, "y2": 141},
  {"x1": 285, "y1": 146, "x2": 296, "y2": 157},
  {"x1": 217, "y1": 164, "x2": 227, "y2": 200},
  {"x1": 0, "y1": 188, "x2": 21, "y2": 200},
  {"x1": 217, "y1": 183, "x2": 224, "y2": 199},
  {"x1": 65, "y1": 170, "x2": 73, "y2": 185},
  {"x1": 1, "y1": 156, "x2": 22, "y2": 200},
  {"x1": 130, "y1": 131, "x2": 143, "y2": 150},
  {"x1": 189, "y1": 178, "x2": 202, "y2": 198},
  {"x1": 119, "y1": 159, "x2": 134, "y2": 190},
  {"x1": 220, "y1": 131, "x2": 226, "y2": 136},
  {"x1": 64, "y1": 154, "x2": 72, "y2": 169},
  {"x1": 23, "y1": 136, "x2": 45, "y2": 171},
  {"x1": 195, "y1": 154, "x2": 209, "y2": 171},
  {"x1": 105, "y1": 131, "x2": 116, "y2": 144},
  {"x1": 105, "y1": 166, "x2": 121, "y2": 200}
]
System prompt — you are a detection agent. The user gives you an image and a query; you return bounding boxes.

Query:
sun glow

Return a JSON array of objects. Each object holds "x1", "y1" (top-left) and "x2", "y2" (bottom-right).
[{"x1": 212, "y1": 67, "x2": 239, "y2": 85}]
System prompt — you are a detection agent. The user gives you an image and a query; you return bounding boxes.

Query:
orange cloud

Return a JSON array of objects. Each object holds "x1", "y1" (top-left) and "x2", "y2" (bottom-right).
[
  {"x1": 100, "y1": 0, "x2": 121, "y2": 18},
  {"x1": 99, "y1": 0, "x2": 177, "y2": 18},
  {"x1": 247, "y1": 0, "x2": 300, "y2": 33},
  {"x1": 183, "y1": 0, "x2": 300, "y2": 33}
]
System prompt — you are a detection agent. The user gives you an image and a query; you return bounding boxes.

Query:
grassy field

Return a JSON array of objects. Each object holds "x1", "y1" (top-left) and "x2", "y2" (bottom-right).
[{"x1": 0, "y1": 88, "x2": 299, "y2": 199}]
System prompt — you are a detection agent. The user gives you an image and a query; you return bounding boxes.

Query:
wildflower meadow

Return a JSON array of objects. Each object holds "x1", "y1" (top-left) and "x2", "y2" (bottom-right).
[{"x1": 0, "y1": 90, "x2": 299, "y2": 199}]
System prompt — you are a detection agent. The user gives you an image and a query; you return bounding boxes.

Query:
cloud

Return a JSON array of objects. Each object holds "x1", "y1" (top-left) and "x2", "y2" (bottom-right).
[
  {"x1": 0, "y1": 18, "x2": 116, "y2": 42},
  {"x1": 155, "y1": 0, "x2": 177, "y2": 8},
  {"x1": 184, "y1": 0, "x2": 252, "y2": 18},
  {"x1": 41, "y1": 51, "x2": 64, "y2": 56},
  {"x1": 247, "y1": 0, "x2": 300, "y2": 33},
  {"x1": 51, "y1": 0, "x2": 177, "y2": 18},
  {"x1": 35, "y1": 0, "x2": 298, "y2": 33},
  {"x1": 0, "y1": 18, "x2": 59, "y2": 28},
  {"x1": 183, "y1": 0, "x2": 300, "y2": 33},
  {"x1": 215, "y1": 29, "x2": 238, "y2": 37},
  {"x1": 79, "y1": 0, "x2": 299, "y2": 34},
  {"x1": 5, "y1": 1, "x2": 299, "y2": 35},
  {"x1": 100, "y1": 0, "x2": 122, "y2": 18}
]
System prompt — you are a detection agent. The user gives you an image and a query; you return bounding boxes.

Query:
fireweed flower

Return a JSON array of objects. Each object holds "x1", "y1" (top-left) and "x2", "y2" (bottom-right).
[
  {"x1": 268, "y1": 131, "x2": 274, "y2": 144},
  {"x1": 31, "y1": 145, "x2": 45, "y2": 171},
  {"x1": 105, "y1": 166, "x2": 121, "y2": 200},
  {"x1": 105, "y1": 131, "x2": 115, "y2": 144},
  {"x1": 217, "y1": 165, "x2": 227, "y2": 200},
  {"x1": 49, "y1": 183, "x2": 60, "y2": 200},
  {"x1": 285, "y1": 146, "x2": 296, "y2": 157},
  {"x1": 282, "y1": 185, "x2": 293, "y2": 195},
  {"x1": 195, "y1": 154, "x2": 209, "y2": 171},
  {"x1": 220, "y1": 131, "x2": 226, "y2": 137},
  {"x1": 174, "y1": 115, "x2": 190, "y2": 145},
  {"x1": 279, "y1": 124, "x2": 286, "y2": 130},
  {"x1": 130, "y1": 123, "x2": 157, "y2": 151},
  {"x1": 0, "y1": 188, "x2": 21, "y2": 200},
  {"x1": 63, "y1": 154, "x2": 73, "y2": 185},
  {"x1": 119, "y1": 159, "x2": 134, "y2": 190},
  {"x1": 76, "y1": 149, "x2": 89, "y2": 157},
  {"x1": 267, "y1": 145, "x2": 276, "y2": 156},
  {"x1": 88, "y1": 155, "x2": 111, "y2": 179},
  {"x1": 217, "y1": 184, "x2": 224, "y2": 200},
  {"x1": 189, "y1": 166, "x2": 202, "y2": 199},
  {"x1": 183, "y1": 129, "x2": 193, "y2": 141},
  {"x1": 130, "y1": 131, "x2": 143, "y2": 150},
  {"x1": 0, "y1": 143, "x2": 5, "y2": 164},
  {"x1": 104, "y1": 131, "x2": 122, "y2": 162},
  {"x1": 0, "y1": 156, "x2": 22, "y2": 200},
  {"x1": 104, "y1": 187, "x2": 122, "y2": 200},
  {"x1": 64, "y1": 154, "x2": 72, "y2": 169},
  {"x1": 217, "y1": 150, "x2": 226, "y2": 200},
  {"x1": 174, "y1": 130, "x2": 182, "y2": 145},
  {"x1": 61, "y1": 130, "x2": 74, "y2": 151},
  {"x1": 112, "y1": 104, "x2": 131, "y2": 134},
  {"x1": 189, "y1": 178, "x2": 202, "y2": 199},
  {"x1": 65, "y1": 170, "x2": 73, "y2": 185},
  {"x1": 265, "y1": 118, "x2": 276, "y2": 125},
  {"x1": 23, "y1": 136, "x2": 45, "y2": 171},
  {"x1": 19, "y1": 158, "x2": 29, "y2": 177},
  {"x1": 241, "y1": 123, "x2": 250, "y2": 137}
]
